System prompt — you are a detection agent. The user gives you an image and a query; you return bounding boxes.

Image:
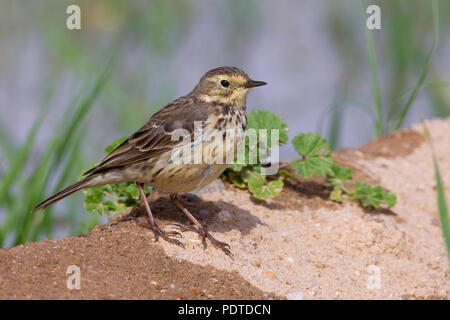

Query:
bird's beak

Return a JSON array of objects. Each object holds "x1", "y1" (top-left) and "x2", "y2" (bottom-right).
[{"x1": 244, "y1": 79, "x2": 267, "y2": 88}]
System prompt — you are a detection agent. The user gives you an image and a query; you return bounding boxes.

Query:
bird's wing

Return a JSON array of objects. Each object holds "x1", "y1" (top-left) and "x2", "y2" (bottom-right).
[{"x1": 84, "y1": 96, "x2": 209, "y2": 175}]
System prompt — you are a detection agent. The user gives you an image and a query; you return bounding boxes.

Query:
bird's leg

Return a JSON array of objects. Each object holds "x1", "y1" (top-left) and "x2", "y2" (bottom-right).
[
  {"x1": 136, "y1": 183, "x2": 184, "y2": 248},
  {"x1": 170, "y1": 194, "x2": 232, "y2": 256}
]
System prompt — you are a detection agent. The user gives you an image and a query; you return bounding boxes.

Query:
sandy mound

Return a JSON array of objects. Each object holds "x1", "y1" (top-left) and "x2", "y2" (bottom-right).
[{"x1": 1, "y1": 119, "x2": 449, "y2": 299}]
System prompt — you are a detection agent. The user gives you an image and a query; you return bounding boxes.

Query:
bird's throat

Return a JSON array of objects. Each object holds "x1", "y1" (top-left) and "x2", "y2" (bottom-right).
[{"x1": 198, "y1": 89, "x2": 249, "y2": 109}]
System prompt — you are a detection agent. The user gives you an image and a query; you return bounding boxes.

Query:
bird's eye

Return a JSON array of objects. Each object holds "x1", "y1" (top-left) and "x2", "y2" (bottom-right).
[{"x1": 220, "y1": 79, "x2": 230, "y2": 88}]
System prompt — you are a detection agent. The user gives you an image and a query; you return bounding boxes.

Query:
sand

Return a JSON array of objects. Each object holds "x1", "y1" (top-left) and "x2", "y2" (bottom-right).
[{"x1": 0, "y1": 118, "x2": 449, "y2": 299}]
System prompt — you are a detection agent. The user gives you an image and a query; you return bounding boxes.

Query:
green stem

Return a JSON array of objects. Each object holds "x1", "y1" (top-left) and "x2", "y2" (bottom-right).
[
  {"x1": 103, "y1": 191, "x2": 120, "y2": 201},
  {"x1": 361, "y1": 0, "x2": 383, "y2": 137}
]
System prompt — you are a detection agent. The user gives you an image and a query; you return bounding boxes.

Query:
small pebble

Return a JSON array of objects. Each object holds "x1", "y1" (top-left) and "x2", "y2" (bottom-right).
[
  {"x1": 169, "y1": 283, "x2": 176, "y2": 289},
  {"x1": 285, "y1": 291, "x2": 305, "y2": 300},
  {"x1": 190, "y1": 286, "x2": 203, "y2": 295},
  {"x1": 176, "y1": 255, "x2": 187, "y2": 261},
  {"x1": 431, "y1": 218, "x2": 440, "y2": 226},
  {"x1": 218, "y1": 210, "x2": 232, "y2": 223},
  {"x1": 211, "y1": 277, "x2": 219, "y2": 284},
  {"x1": 251, "y1": 260, "x2": 261, "y2": 267},
  {"x1": 287, "y1": 257, "x2": 294, "y2": 263},
  {"x1": 265, "y1": 271, "x2": 276, "y2": 280}
]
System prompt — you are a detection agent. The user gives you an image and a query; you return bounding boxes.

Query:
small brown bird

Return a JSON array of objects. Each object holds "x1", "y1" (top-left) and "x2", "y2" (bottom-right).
[{"x1": 34, "y1": 66, "x2": 266, "y2": 255}]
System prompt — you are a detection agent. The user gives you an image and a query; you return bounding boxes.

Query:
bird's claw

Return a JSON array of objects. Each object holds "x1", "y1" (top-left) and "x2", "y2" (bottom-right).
[
  {"x1": 152, "y1": 227, "x2": 185, "y2": 249},
  {"x1": 169, "y1": 223, "x2": 232, "y2": 257},
  {"x1": 135, "y1": 219, "x2": 185, "y2": 249}
]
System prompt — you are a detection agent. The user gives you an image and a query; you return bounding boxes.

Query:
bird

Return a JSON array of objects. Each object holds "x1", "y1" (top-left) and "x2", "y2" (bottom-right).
[{"x1": 34, "y1": 66, "x2": 266, "y2": 256}]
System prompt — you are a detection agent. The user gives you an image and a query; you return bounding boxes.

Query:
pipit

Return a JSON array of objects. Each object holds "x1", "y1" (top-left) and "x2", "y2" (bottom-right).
[{"x1": 34, "y1": 66, "x2": 266, "y2": 256}]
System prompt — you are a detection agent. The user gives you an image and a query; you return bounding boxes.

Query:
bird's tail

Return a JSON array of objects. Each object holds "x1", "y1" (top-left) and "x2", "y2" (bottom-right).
[{"x1": 33, "y1": 175, "x2": 97, "y2": 211}]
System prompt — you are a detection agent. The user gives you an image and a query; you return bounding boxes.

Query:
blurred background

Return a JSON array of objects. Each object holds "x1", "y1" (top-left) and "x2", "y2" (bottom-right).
[{"x1": 1, "y1": 0, "x2": 449, "y2": 247}]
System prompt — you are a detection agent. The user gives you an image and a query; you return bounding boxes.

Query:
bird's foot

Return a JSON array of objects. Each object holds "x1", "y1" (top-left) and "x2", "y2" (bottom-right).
[
  {"x1": 171, "y1": 223, "x2": 232, "y2": 257},
  {"x1": 134, "y1": 218, "x2": 185, "y2": 249}
]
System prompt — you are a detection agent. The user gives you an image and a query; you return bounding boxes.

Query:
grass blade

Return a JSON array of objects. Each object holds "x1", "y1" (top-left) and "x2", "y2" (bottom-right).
[
  {"x1": 0, "y1": 123, "x2": 16, "y2": 160},
  {"x1": 317, "y1": 97, "x2": 374, "y2": 146},
  {"x1": 361, "y1": 0, "x2": 383, "y2": 137},
  {"x1": 29, "y1": 128, "x2": 86, "y2": 242},
  {"x1": 0, "y1": 57, "x2": 115, "y2": 247},
  {"x1": 0, "y1": 106, "x2": 48, "y2": 245},
  {"x1": 327, "y1": 102, "x2": 342, "y2": 151},
  {"x1": 393, "y1": 0, "x2": 439, "y2": 131},
  {"x1": 422, "y1": 121, "x2": 450, "y2": 264},
  {"x1": 13, "y1": 60, "x2": 114, "y2": 245},
  {"x1": 0, "y1": 103, "x2": 49, "y2": 206}
]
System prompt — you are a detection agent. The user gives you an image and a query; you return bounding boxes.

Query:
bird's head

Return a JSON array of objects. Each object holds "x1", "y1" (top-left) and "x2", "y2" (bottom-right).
[{"x1": 191, "y1": 66, "x2": 266, "y2": 108}]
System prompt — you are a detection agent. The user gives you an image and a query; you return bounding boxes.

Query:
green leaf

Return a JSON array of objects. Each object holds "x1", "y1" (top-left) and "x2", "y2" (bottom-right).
[
  {"x1": 384, "y1": 192, "x2": 397, "y2": 208},
  {"x1": 330, "y1": 189, "x2": 343, "y2": 203},
  {"x1": 82, "y1": 137, "x2": 149, "y2": 217},
  {"x1": 279, "y1": 169, "x2": 297, "y2": 180},
  {"x1": 248, "y1": 173, "x2": 283, "y2": 199},
  {"x1": 352, "y1": 181, "x2": 397, "y2": 208},
  {"x1": 290, "y1": 158, "x2": 330, "y2": 179},
  {"x1": 292, "y1": 132, "x2": 330, "y2": 157},
  {"x1": 104, "y1": 136, "x2": 128, "y2": 155},
  {"x1": 236, "y1": 110, "x2": 289, "y2": 167},
  {"x1": 247, "y1": 109, "x2": 289, "y2": 146},
  {"x1": 124, "y1": 183, "x2": 140, "y2": 198},
  {"x1": 227, "y1": 171, "x2": 247, "y2": 189},
  {"x1": 290, "y1": 133, "x2": 333, "y2": 178},
  {"x1": 85, "y1": 186, "x2": 106, "y2": 204},
  {"x1": 83, "y1": 181, "x2": 149, "y2": 216},
  {"x1": 227, "y1": 163, "x2": 245, "y2": 173},
  {"x1": 84, "y1": 187, "x2": 108, "y2": 216},
  {"x1": 326, "y1": 163, "x2": 353, "y2": 189}
]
